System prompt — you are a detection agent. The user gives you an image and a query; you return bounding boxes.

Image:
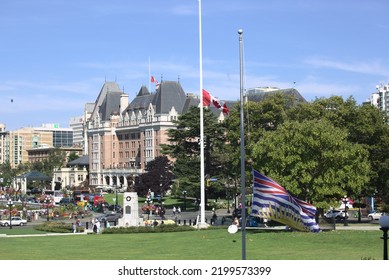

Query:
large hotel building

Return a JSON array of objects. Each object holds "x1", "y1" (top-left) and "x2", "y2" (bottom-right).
[{"x1": 86, "y1": 80, "x2": 205, "y2": 190}]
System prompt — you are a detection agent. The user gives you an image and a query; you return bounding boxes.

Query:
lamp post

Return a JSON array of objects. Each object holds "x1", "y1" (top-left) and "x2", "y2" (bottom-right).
[
  {"x1": 145, "y1": 191, "x2": 152, "y2": 220},
  {"x1": 115, "y1": 184, "x2": 119, "y2": 212},
  {"x1": 182, "y1": 190, "x2": 187, "y2": 211},
  {"x1": 161, "y1": 202, "x2": 165, "y2": 220},
  {"x1": 21, "y1": 195, "x2": 27, "y2": 220},
  {"x1": 45, "y1": 197, "x2": 51, "y2": 222},
  {"x1": 379, "y1": 216, "x2": 389, "y2": 260},
  {"x1": 342, "y1": 196, "x2": 349, "y2": 226},
  {"x1": 7, "y1": 199, "x2": 13, "y2": 229}
]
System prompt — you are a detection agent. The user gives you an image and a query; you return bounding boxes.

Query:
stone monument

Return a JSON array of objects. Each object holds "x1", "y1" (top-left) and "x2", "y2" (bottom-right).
[{"x1": 117, "y1": 192, "x2": 143, "y2": 227}]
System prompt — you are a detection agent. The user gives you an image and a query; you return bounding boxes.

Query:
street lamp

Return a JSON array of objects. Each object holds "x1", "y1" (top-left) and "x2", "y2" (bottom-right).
[
  {"x1": 379, "y1": 215, "x2": 389, "y2": 260},
  {"x1": 145, "y1": 191, "x2": 152, "y2": 220},
  {"x1": 182, "y1": 190, "x2": 187, "y2": 211},
  {"x1": 160, "y1": 202, "x2": 165, "y2": 220},
  {"x1": 45, "y1": 197, "x2": 51, "y2": 221},
  {"x1": 342, "y1": 196, "x2": 349, "y2": 226},
  {"x1": 7, "y1": 199, "x2": 13, "y2": 229},
  {"x1": 115, "y1": 184, "x2": 119, "y2": 212}
]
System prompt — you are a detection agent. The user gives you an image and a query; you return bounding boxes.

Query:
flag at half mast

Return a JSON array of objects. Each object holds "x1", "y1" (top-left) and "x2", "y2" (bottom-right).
[{"x1": 251, "y1": 169, "x2": 320, "y2": 232}]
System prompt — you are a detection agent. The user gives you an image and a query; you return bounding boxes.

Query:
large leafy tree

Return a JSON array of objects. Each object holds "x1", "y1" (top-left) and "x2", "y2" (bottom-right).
[
  {"x1": 290, "y1": 96, "x2": 389, "y2": 204},
  {"x1": 161, "y1": 106, "x2": 226, "y2": 199},
  {"x1": 0, "y1": 162, "x2": 31, "y2": 188},
  {"x1": 136, "y1": 156, "x2": 174, "y2": 196},
  {"x1": 252, "y1": 119, "x2": 371, "y2": 210},
  {"x1": 0, "y1": 162, "x2": 17, "y2": 188},
  {"x1": 222, "y1": 93, "x2": 297, "y2": 193}
]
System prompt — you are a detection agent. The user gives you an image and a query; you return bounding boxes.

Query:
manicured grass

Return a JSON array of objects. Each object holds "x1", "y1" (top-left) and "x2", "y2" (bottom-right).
[
  {"x1": 0, "y1": 227, "x2": 48, "y2": 235},
  {"x1": 0, "y1": 228, "x2": 382, "y2": 260}
]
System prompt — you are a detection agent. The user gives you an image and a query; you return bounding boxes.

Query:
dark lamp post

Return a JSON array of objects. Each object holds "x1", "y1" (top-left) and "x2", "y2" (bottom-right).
[
  {"x1": 379, "y1": 216, "x2": 389, "y2": 260},
  {"x1": 7, "y1": 199, "x2": 13, "y2": 229},
  {"x1": 182, "y1": 190, "x2": 187, "y2": 211},
  {"x1": 115, "y1": 184, "x2": 119, "y2": 212},
  {"x1": 342, "y1": 196, "x2": 349, "y2": 226},
  {"x1": 45, "y1": 197, "x2": 51, "y2": 221},
  {"x1": 145, "y1": 196, "x2": 152, "y2": 220}
]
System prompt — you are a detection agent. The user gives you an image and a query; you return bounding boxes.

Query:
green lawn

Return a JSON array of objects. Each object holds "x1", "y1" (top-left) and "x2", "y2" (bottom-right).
[{"x1": 0, "y1": 228, "x2": 383, "y2": 260}]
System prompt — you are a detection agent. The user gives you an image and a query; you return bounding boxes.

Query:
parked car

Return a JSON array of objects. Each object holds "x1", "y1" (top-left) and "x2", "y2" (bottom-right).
[
  {"x1": 59, "y1": 197, "x2": 75, "y2": 205},
  {"x1": 324, "y1": 209, "x2": 348, "y2": 220},
  {"x1": 108, "y1": 204, "x2": 123, "y2": 213},
  {"x1": 96, "y1": 212, "x2": 122, "y2": 223},
  {"x1": 368, "y1": 211, "x2": 385, "y2": 221},
  {"x1": 0, "y1": 217, "x2": 28, "y2": 227}
]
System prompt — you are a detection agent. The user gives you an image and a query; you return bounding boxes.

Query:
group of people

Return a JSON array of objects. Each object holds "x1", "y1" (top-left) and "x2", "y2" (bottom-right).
[
  {"x1": 72, "y1": 219, "x2": 83, "y2": 233},
  {"x1": 144, "y1": 219, "x2": 164, "y2": 227},
  {"x1": 172, "y1": 206, "x2": 181, "y2": 215}
]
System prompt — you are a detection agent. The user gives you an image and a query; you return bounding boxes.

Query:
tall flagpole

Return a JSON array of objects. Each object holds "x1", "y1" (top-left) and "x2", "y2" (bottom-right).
[
  {"x1": 198, "y1": 0, "x2": 206, "y2": 226},
  {"x1": 238, "y1": 28, "x2": 246, "y2": 260}
]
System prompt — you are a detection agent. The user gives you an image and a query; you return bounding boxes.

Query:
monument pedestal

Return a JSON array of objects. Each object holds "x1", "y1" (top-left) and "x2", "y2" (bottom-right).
[{"x1": 118, "y1": 192, "x2": 143, "y2": 227}]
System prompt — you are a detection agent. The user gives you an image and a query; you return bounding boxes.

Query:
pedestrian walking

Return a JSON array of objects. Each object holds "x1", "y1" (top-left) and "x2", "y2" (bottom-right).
[
  {"x1": 92, "y1": 219, "x2": 97, "y2": 233},
  {"x1": 96, "y1": 220, "x2": 101, "y2": 233}
]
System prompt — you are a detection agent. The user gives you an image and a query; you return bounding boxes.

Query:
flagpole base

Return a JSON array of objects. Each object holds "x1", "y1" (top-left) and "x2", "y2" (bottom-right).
[{"x1": 196, "y1": 222, "x2": 210, "y2": 229}]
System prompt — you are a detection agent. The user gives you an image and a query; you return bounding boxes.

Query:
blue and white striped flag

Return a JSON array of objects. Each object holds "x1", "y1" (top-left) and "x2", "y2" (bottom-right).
[{"x1": 252, "y1": 169, "x2": 320, "y2": 232}]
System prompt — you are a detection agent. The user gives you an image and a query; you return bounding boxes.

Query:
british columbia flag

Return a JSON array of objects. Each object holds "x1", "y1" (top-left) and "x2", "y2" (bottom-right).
[{"x1": 252, "y1": 169, "x2": 320, "y2": 232}]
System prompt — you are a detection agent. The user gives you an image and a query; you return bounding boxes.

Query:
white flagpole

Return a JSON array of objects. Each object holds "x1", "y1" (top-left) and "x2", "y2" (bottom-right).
[
  {"x1": 238, "y1": 28, "x2": 246, "y2": 260},
  {"x1": 198, "y1": 0, "x2": 206, "y2": 226}
]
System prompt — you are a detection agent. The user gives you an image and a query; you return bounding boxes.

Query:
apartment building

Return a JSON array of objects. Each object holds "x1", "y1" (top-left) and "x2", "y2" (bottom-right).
[
  {"x1": 368, "y1": 83, "x2": 389, "y2": 116},
  {"x1": 0, "y1": 124, "x2": 73, "y2": 168}
]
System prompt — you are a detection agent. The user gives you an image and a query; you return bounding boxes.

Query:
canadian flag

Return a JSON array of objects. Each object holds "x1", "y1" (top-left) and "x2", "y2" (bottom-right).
[
  {"x1": 202, "y1": 89, "x2": 229, "y2": 115},
  {"x1": 150, "y1": 76, "x2": 159, "y2": 85}
]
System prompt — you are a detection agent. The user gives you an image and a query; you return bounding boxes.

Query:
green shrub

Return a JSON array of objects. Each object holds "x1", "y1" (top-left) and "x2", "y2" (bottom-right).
[
  {"x1": 102, "y1": 224, "x2": 195, "y2": 234},
  {"x1": 34, "y1": 221, "x2": 84, "y2": 233}
]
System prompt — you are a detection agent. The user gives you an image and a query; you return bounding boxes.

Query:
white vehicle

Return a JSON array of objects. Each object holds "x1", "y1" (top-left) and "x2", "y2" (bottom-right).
[
  {"x1": 53, "y1": 190, "x2": 64, "y2": 205},
  {"x1": 368, "y1": 211, "x2": 385, "y2": 221},
  {"x1": 324, "y1": 209, "x2": 348, "y2": 220},
  {"x1": 0, "y1": 217, "x2": 28, "y2": 227}
]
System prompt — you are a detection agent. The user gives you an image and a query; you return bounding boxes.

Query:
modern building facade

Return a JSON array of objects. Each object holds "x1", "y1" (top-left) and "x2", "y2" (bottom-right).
[
  {"x1": 0, "y1": 127, "x2": 53, "y2": 168},
  {"x1": 34, "y1": 124, "x2": 73, "y2": 148},
  {"x1": 245, "y1": 87, "x2": 307, "y2": 103},
  {"x1": 368, "y1": 83, "x2": 389, "y2": 117},
  {"x1": 69, "y1": 116, "x2": 84, "y2": 149},
  {"x1": 0, "y1": 124, "x2": 74, "y2": 168}
]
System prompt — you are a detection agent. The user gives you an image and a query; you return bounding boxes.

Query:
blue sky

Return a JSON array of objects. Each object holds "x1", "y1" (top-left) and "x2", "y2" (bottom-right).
[{"x1": 1, "y1": 0, "x2": 389, "y2": 131}]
